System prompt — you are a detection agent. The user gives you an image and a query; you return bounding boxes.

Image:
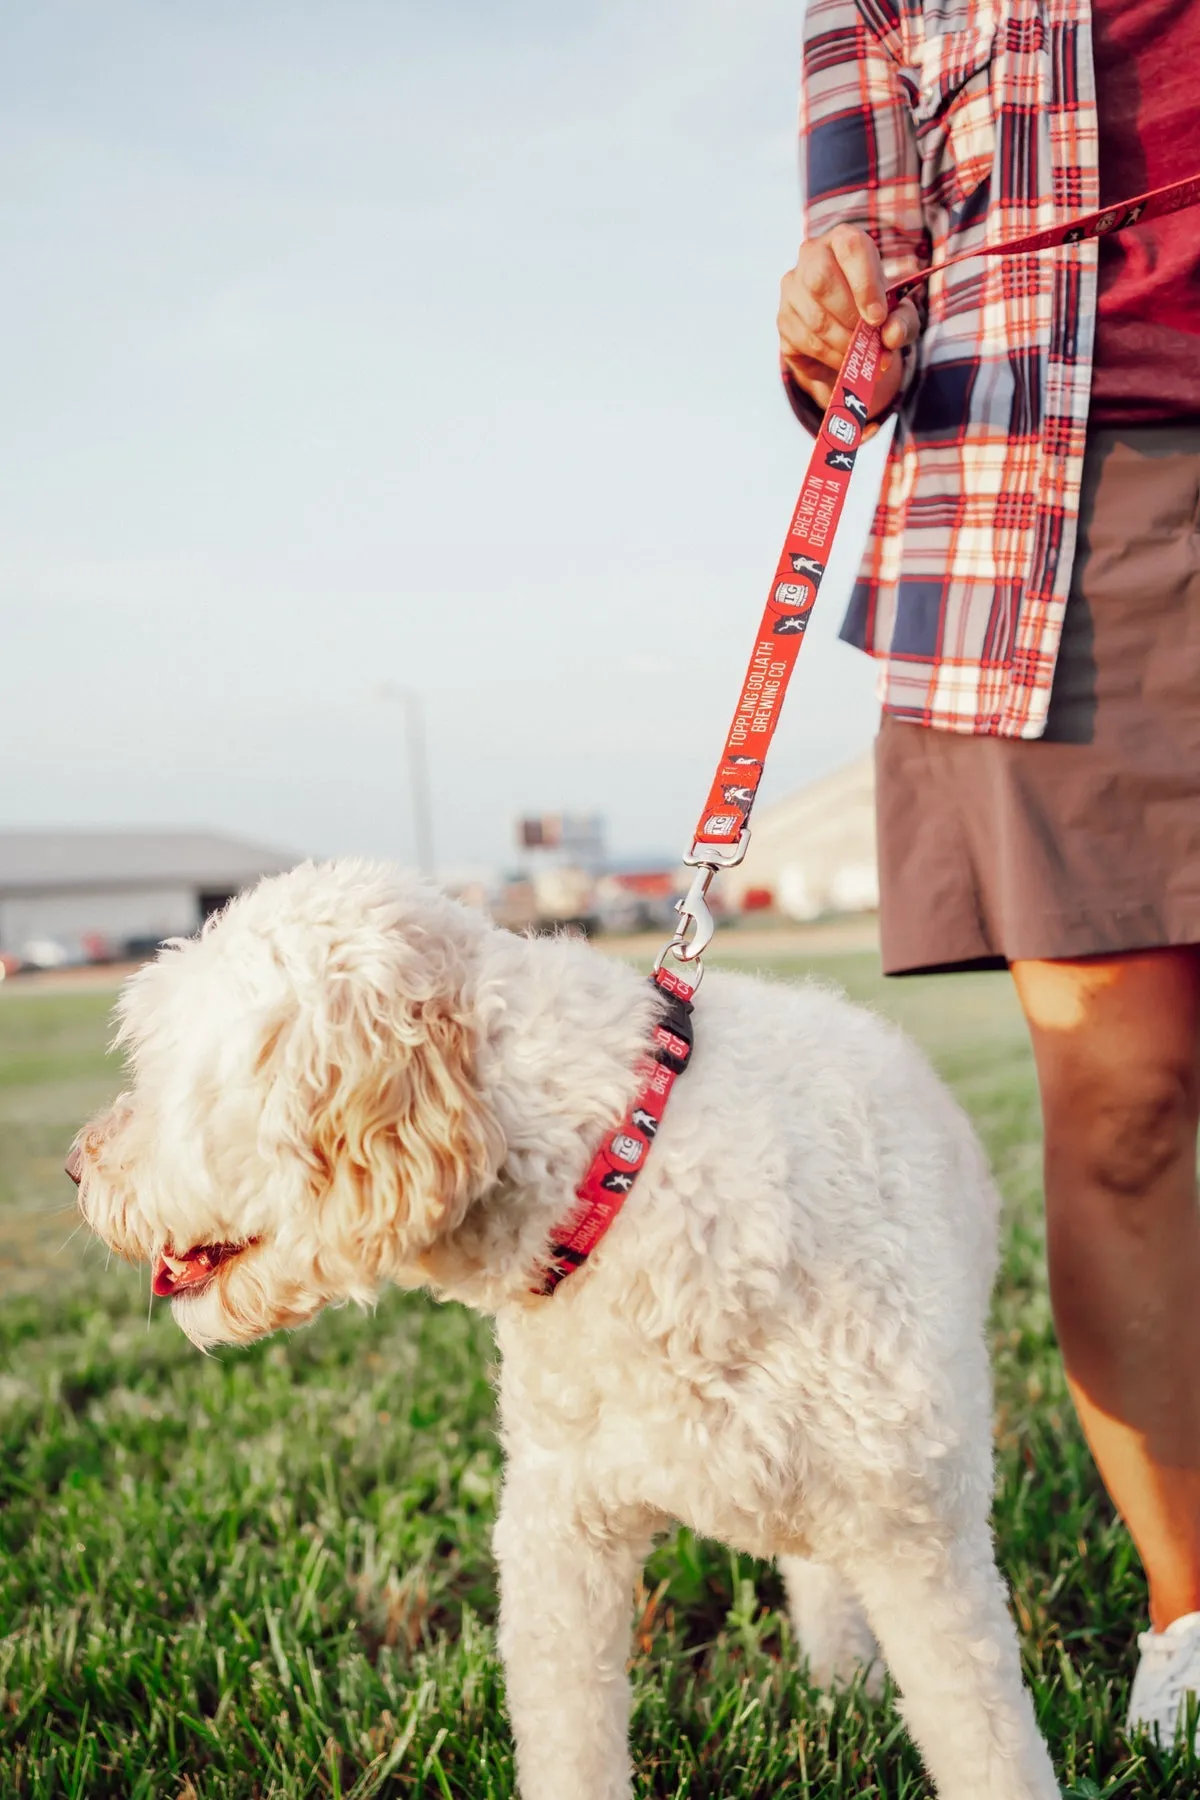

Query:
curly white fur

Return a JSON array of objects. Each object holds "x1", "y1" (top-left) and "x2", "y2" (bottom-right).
[{"x1": 76, "y1": 860, "x2": 1059, "y2": 1799}]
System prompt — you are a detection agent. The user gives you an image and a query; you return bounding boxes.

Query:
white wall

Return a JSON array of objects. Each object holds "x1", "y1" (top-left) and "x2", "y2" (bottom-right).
[
  {"x1": 0, "y1": 886, "x2": 200, "y2": 953},
  {"x1": 723, "y1": 756, "x2": 879, "y2": 919}
]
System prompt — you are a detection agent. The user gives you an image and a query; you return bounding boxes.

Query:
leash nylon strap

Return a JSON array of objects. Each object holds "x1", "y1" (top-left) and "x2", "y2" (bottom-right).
[{"x1": 534, "y1": 171, "x2": 1200, "y2": 1299}]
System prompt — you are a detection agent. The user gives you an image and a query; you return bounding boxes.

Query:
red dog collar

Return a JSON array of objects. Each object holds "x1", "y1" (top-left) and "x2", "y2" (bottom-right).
[{"x1": 534, "y1": 966, "x2": 694, "y2": 1296}]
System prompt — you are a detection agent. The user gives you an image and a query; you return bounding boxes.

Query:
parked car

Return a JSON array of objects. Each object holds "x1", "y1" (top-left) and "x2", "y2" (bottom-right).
[
  {"x1": 119, "y1": 933, "x2": 171, "y2": 962},
  {"x1": 20, "y1": 937, "x2": 85, "y2": 971},
  {"x1": 491, "y1": 871, "x2": 598, "y2": 938}
]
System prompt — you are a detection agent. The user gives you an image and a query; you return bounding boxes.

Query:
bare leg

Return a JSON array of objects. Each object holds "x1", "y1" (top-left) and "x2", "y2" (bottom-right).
[
  {"x1": 493, "y1": 1468, "x2": 650, "y2": 1800},
  {"x1": 779, "y1": 1554, "x2": 882, "y2": 1693},
  {"x1": 1011, "y1": 948, "x2": 1200, "y2": 1630},
  {"x1": 849, "y1": 1528, "x2": 1058, "y2": 1800}
]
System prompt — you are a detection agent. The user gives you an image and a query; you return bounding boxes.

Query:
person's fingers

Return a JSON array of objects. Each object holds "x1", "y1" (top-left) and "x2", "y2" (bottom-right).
[
  {"x1": 777, "y1": 285, "x2": 849, "y2": 377},
  {"x1": 882, "y1": 297, "x2": 921, "y2": 350},
  {"x1": 795, "y1": 238, "x2": 860, "y2": 332},
  {"x1": 779, "y1": 351, "x2": 836, "y2": 412},
  {"x1": 791, "y1": 249, "x2": 859, "y2": 331},
  {"x1": 786, "y1": 283, "x2": 857, "y2": 369},
  {"x1": 779, "y1": 229, "x2": 925, "y2": 415},
  {"x1": 826, "y1": 224, "x2": 889, "y2": 325}
]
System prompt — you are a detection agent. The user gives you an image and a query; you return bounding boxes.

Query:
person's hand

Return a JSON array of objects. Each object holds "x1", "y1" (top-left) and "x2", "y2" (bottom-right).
[{"x1": 778, "y1": 225, "x2": 922, "y2": 418}]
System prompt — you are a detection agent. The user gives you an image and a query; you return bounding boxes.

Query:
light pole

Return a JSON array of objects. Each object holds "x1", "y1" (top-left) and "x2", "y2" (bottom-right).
[{"x1": 376, "y1": 684, "x2": 435, "y2": 877}]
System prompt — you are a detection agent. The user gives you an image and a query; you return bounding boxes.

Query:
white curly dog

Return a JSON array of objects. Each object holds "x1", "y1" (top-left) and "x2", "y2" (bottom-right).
[{"x1": 75, "y1": 859, "x2": 1059, "y2": 1799}]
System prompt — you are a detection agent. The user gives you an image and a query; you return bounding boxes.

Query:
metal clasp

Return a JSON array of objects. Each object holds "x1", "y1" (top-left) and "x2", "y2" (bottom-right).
[
  {"x1": 651, "y1": 824, "x2": 755, "y2": 993},
  {"x1": 653, "y1": 865, "x2": 717, "y2": 989},
  {"x1": 652, "y1": 827, "x2": 753, "y2": 990},
  {"x1": 672, "y1": 865, "x2": 717, "y2": 961},
  {"x1": 684, "y1": 832, "x2": 749, "y2": 870}
]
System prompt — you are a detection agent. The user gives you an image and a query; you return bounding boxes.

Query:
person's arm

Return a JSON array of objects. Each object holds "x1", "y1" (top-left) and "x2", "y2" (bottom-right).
[{"x1": 778, "y1": 0, "x2": 929, "y2": 430}]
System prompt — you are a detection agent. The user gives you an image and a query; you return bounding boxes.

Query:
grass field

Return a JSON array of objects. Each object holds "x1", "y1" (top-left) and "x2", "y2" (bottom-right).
[{"x1": 1, "y1": 946, "x2": 1196, "y2": 1797}]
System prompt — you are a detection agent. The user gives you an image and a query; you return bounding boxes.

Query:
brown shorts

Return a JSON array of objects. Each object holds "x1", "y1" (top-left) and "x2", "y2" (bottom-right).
[{"x1": 876, "y1": 424, "x2": 1200, "y2": 975}]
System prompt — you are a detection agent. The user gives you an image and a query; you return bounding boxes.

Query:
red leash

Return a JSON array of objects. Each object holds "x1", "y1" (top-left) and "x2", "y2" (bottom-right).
[
  {"x1": 689, "y1": 171, "x2": 1200, "y2": 869},
  {"x1": 533, "y1": 171, "x2": 1200, "y2": 1298}
]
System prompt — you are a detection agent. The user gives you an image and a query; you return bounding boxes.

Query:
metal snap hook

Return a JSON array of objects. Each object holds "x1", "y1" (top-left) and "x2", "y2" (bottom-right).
[{"x1": 667, "y1": 865, "x2": 717, "y2": 963}]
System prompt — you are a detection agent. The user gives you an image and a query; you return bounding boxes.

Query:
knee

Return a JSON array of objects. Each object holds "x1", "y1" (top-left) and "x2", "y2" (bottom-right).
[{"x1": 1042, "y1": 1059, "x2": 1198, "y2": 1205}]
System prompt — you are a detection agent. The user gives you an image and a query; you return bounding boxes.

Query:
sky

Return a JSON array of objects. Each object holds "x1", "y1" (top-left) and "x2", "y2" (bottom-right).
[{"x1": 1, "y1": 0, "x2": 885, "y2": 874}]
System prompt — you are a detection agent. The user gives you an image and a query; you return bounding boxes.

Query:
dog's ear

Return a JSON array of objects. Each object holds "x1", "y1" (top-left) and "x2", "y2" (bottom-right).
[{"x1": 263, "y1": 931, "x2": 505, "y2": 1280}]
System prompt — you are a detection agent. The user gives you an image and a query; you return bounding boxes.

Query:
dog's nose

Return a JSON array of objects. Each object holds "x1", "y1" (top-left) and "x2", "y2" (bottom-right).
[{"x1": 65, "y1": 1144, "x2": 83, "y2": 1187}]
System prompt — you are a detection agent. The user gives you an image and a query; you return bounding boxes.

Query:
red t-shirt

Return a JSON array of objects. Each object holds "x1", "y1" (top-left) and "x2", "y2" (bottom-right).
[{"x1": 1090, "y1": 0, "x2": 1200, "y2": 424}]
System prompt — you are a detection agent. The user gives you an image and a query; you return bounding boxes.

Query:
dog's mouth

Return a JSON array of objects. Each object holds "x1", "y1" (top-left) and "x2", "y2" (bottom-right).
[
  {"x1": 152, "y1": 1240, "x2": 254, "y2": 1299},
  {"x1": 66, "y1": 1147, "x2": 256, "y2": 1300}
]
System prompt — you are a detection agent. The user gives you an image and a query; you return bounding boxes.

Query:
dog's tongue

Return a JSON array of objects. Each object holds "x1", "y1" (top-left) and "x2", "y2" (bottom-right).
[{"x1": 152, "y1": 1246, "x2": 222, "y2": 1298}]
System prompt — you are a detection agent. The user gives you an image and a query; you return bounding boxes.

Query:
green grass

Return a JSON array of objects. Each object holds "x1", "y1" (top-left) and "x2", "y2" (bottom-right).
[
  {"x1": 1, "y1": 949, "x2": 1196, "y2": 1797},
  {"x1": 0, "y1": 989, "x2": 118, "y2": 1298}
]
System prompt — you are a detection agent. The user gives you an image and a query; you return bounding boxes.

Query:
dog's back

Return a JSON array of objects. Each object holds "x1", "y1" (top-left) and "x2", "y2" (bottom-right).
[{"x1": 497, "y1": 961, "x2": 1001, "y2": 1560}]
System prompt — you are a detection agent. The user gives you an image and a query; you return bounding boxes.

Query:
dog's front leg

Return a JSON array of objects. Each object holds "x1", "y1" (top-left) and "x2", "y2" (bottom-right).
[{"x1": 494, "y1": 1468, "x2": 650, "y2": 1800}]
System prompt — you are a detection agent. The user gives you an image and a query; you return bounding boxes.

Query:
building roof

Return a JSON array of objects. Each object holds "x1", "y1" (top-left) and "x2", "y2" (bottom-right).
[
  {"x1": 0, "y1": 830, "x2": 299, "y2": 894},
  {"x1": 741, "y1": 754, "x2": 875, "y2": 849}
]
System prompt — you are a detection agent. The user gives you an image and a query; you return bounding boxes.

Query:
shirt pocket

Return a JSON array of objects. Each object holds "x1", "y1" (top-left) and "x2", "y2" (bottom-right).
[{"x1": 907, "y1": 22, "x2": 997, "y2": 218}]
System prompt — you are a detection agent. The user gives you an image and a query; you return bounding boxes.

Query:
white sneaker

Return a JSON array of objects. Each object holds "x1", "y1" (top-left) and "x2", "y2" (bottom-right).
[{"x1": 1127, "y1": 1610, "x2": 1200, "y2": 1749}]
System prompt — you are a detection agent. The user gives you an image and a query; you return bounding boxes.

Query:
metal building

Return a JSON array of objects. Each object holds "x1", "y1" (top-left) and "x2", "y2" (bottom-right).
[
  {"x1": 720, "y1": 755, "x2": 878, "y2": 921},
  {"x1": 0, "y1": 830, "x2": 297, "y2": 963}
]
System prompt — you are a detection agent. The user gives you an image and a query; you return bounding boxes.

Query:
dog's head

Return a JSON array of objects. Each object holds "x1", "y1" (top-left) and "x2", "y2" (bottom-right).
[{"x1": 74, "y1": 860, "x2": 505, "y2": 1348}]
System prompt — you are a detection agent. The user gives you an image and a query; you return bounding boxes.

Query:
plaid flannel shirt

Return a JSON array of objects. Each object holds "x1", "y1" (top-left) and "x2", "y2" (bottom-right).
[{"x1": 798, "y1": 0, "x2": 1101, "y2": 737}]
